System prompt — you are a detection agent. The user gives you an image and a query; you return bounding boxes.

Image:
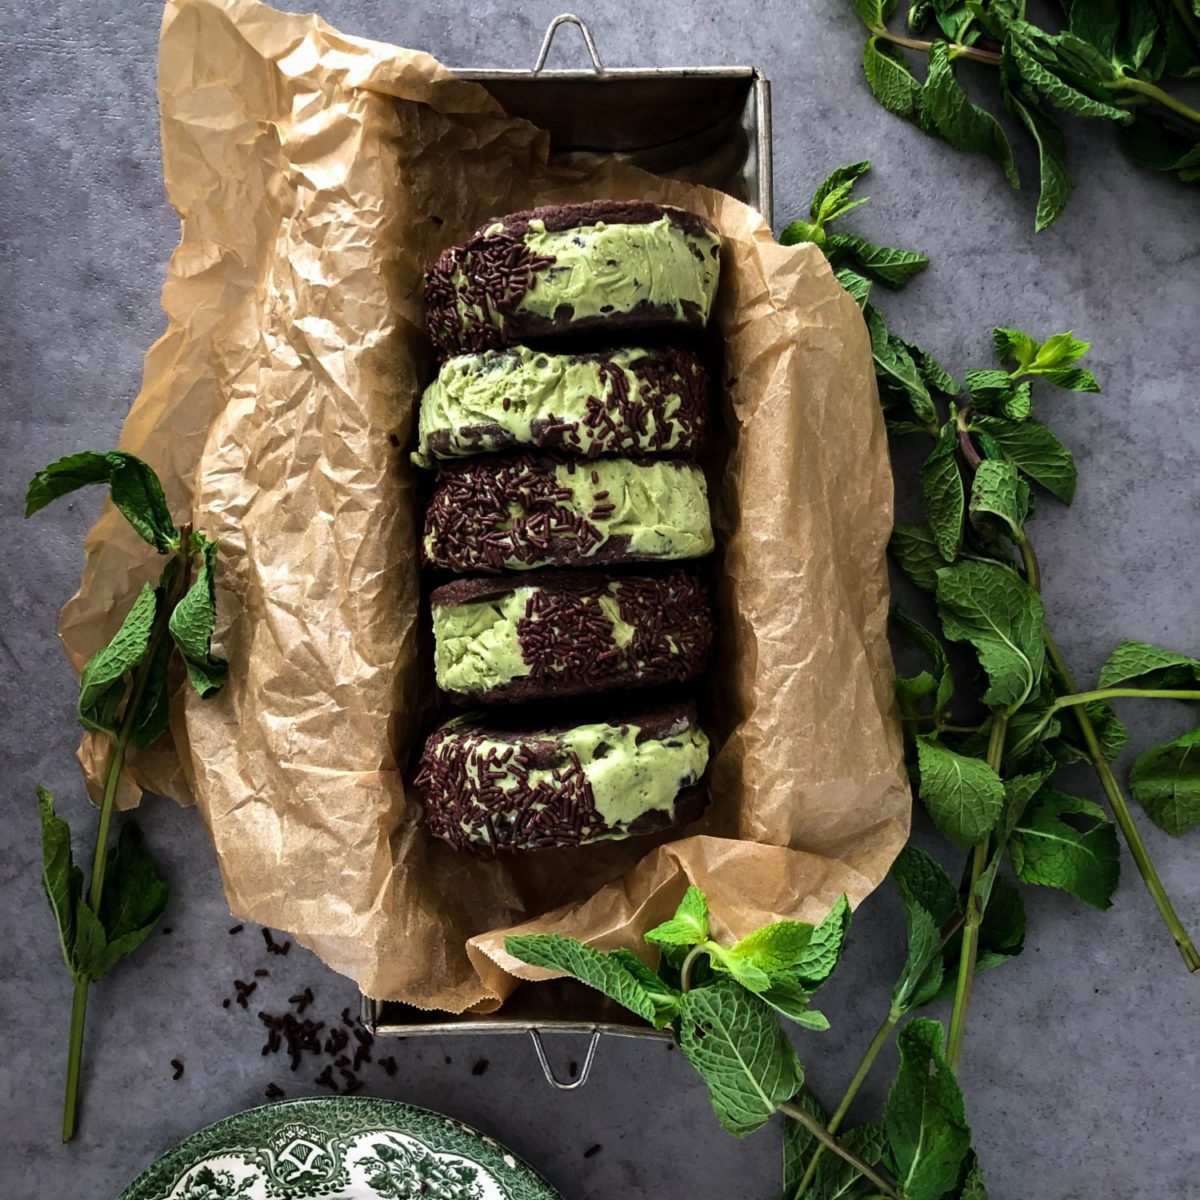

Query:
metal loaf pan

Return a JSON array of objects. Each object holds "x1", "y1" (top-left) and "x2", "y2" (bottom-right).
[{"x1": 364, "y1": 14, "x2": 773, "y2": 1083}]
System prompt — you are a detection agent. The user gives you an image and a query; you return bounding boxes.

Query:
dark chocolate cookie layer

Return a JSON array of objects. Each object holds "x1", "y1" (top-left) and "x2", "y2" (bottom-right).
[
  {"x1": 415, "y1": 701, "x2": 710, "y2": 854},
  {"x1": 431, "y1": 568, "x2": 713, "y2": 705}
]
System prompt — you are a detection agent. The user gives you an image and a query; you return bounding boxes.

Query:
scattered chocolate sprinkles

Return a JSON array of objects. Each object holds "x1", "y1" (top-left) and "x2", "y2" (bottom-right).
[
  {"x1": 265, "y1": 1082, "x2": 284, "y2": 1099},
  {"x1": 583, "y1": 1144, "x2": 603, "y2": 1159},
  {"x1": 471, "y1": 1059, "x2": 489, "y2": 1076},
  {"x1": 379, "y1": 1055, "x2": 397, "y2": 1076},
  {"x1": 228, "y1": 924, "x2": 244, "y2": 935},
  {"x1": 170, "y1": 1059, "x2": 184, "y2": 1081}
]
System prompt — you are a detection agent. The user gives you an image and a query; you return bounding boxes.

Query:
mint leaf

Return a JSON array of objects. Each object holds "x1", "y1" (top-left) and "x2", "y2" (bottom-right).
[
  {"x1": 782, "y1": 1091, "x2": 826, "y2": 1196},
  {"x1": 976, "y1": 769, "x2": 1053, "y2": 904},
  {"x1": 77, "y1": 583, "x2": 159, "y2": 736},
  {"x1": 780, "y1": 219, "x2": 824, "y2": 247},
  {"x1": 608, "y1": 949, "x2": 682, "y2": 1027},
  {"x1": 892, "y1": 878, "x2": 946, "y2": 1013},
  {"x1": 1129, "y1": 729, "x2": 1200, "y2": 836},
  {"x1": 791, "y1": 894, "x2": 852, "y2": 987},
  {"x1": 1009, "y1": 788, "x2": 1120, "y2": 909},
  {"x1": 992, "y1": 325, "x2": 1038, "y2": 369},
  {"x1": 893, "y1": 606, "x2": 954, "y2": 719},
  {"x1": 677, "y1": 980, "x2": 805, "y2": 1136},
  {"x1": 922, "y1": 41, "x2": 1018, "y2": 187},
  {"x1": 911, "y1": 345, "x2": 961, "y2": 397},
  {"x1": 1007, "y1": 95, "x2": 1073, "y2": 231},
  {"x1": 936, "y1": 560, "x2": 1046, "y2": 711},
  {"x1": 968, "y1": 415, "x2": 1076, "y2": 503},
  {"x1": 869, "y1": 307, "x2": 937, "y2": 426},
  {"x1": 825, "y1": 233, "x2": 930, "y2": 288},
  {"x1": 921, "y1": 423, "x2": 965, "y2": 562},
  {"x1": 168, "y1": 536, "x2": 228, "y2": 698},
  {"x1": 130, "y1": 633, "x2": 174, "y2": 751},
  {"x1": 38, "y1": 786, "x2": 83, "y2": 977},
  {"x1": 728, "y1": 921, "x2": 815, "y2": 975},
  {"x1": 809, "y1": 1122, "x2": 890, "y2": 1200},
  {"x1": 759, "y1": 979, "x2": 830, "y2": 1029},
  {"x1": 96, "y1": 821, "x2": 170, "y2": 966},
  {"x1": 864, "y1": 35, "x2": 923, "y2": 117},
  {"x1": 810, "y1": 160, "x2": 872, "y2": 223},
  {"x1": 851, "y1": 0, "x2": 897, "y2": 28},
  {"x1": 711, "y1": 946, "x2": 773, "y2": 993},
  {"x1": 836, "y1": 266, "x2": 874, "y2": 306},
  {"x1": 890, "y1": 523, "x2": 944, "y2": 592},
  {"x1": 965, "y1": 369, "x2": 1016, "y2": 410},
  {"x1": 27, "y1": 450, "x2": 179, "y2": 552},
  {"x1": 884, "y1": 1018, "x2": 972, "y2": 1200},
  {"x1": 916, "y1": 736, "x2": 1006, "y2": 850},
  {"x1": 1098, "y1": 640, "x2": 1200, "y2": 690},
  {"x1": 969, "y1": 459, "x2": 1030, "y2": 540},
  {"x1": 504, "y1": 935, "x2": 659, "y2": 1024},
  {"x1": 1005, "y1": 35, "x2": 1130, "y2": 122},
  {"x1": 645, "y1": 884, "x2": 709, "y2": 948},
  {"x1": 893, "y1": 844, "x2": 957, "y2": 925},
  {"x1": 961, "y1": 1157, "x2": 989, "y2": 1199},
  {"x1": 71, "y1": 900, "x2": 112, "y2": 984}
]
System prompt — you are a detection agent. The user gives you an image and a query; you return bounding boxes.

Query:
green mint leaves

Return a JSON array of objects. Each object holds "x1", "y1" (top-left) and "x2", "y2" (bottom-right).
[
  {"x1": 845, "y1": 4, "x2": 1200, "y2": 229},
  {"x1": 645, "y1": 884, "x2": 710, "y2": 947},
  {"x1": 1129, "y1": 730, "x2": 1200, "y2": 836},
  {"x1": 38, "y1": 788, "x2": 168, "y2": 986},
  {"x1": 27, "y1": 450, "x2": 179, "y2": 553},
  {"x1": 27, "y1": 448, "x2": 230, "y2": 1141}
]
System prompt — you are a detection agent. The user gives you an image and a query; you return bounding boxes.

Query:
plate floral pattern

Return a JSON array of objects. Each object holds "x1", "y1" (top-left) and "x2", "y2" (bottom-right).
[{"x1": 119, "y1": 1098, "x2": 561, "y2": 1200}]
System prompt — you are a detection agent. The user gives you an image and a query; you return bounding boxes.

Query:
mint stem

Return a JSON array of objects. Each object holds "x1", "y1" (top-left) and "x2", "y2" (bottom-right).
[
  {"x1": 1042, "y1": 629, "x2": 1200, "y2": 974},
  {"x1": 61, "y1": 528, "x2": 193, "y2": 1143},
  {"x1": 946, "y1": 711, "x2": 1008, "y2": 1070},
  {"x1": 679, "y1": 944, "x2": 706, "y2": 993},
  {"x1": 1112, "y1": 74, "x2": 1200, "y2": 129},
  {"x1": 792, "y1": 1011, "x2": 900, "y2": 1198},
  {"x1": 778, "y1": 1100, "x2": 901, "y2": 1200},
  {"x1": 872, "y1": 24, "x2": 1002, "y2": 66},
  {"x1": 1053, "y1": 687, "x2": 1200, "y2": 710}
]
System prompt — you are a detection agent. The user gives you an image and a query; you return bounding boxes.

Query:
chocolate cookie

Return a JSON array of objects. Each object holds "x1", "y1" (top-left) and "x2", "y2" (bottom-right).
[
  {"x1": 415, "y1": 702, "x2": 710, "y2": 854},
  {"x1": 425, "y1": 201, "x2": 721, "y2": 357},
  {"x1": 414, "y1": 345, "x2": 708, "y2": 465},
  {"x1": 432, "y1": 568, "x2": 713, "y2": 704},
  {"x1": 422, "y1": 453, "x2": 713, "y2": 574}
]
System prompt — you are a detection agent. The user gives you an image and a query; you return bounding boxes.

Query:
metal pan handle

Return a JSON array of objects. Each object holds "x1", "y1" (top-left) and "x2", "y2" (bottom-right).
[
  {"x1": 533, "y1": 14, "x2": 605, "y2": 75},
  {"x1": 528, "y1": 1028, "x2": 601, "y2": 1090}
]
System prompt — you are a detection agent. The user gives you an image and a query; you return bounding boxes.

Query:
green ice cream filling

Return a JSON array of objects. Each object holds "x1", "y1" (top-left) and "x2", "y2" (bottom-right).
[
  {"x1": 423, "y1": 458, "x2": 714, "y2": 570},
  {"x1": 414, "y1": 345, "x2": 692, "y2": 465},
  {"x1": 442, "y1": 714, "x2": 710, "y2": 832}
]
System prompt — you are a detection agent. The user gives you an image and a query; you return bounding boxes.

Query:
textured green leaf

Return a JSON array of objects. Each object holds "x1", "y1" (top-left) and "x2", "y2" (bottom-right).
[
  {"x1": 1010, "y1": 788, "x2": 1120, "y2": 909},
  {"x1": 936, "y1": 560, "x2": 1046, "y2": 711},
  {"x1": 1129, "y1": 729, "x2": 1200, "y2": 835},
  {"x1": 825, "y1": 233, "x2": 930, "y2": 287},
  {"x1": 869, "y1": 307, "x2": 937, "y2": 425},
  {"x1": 916, "y1": 736, "x2": 1006, "y2": 849},
  {"x1": 921, "y1": 423, "x2": 966, "y2": 562},
  {"x1": 168, "y1": 537, "x2": 228, "y2": 698},
  {"x1": 645, "y1": 884, "x2": 709, "y2": 947},
  {"x1": 1026, "y1": 330, "x2": 1091, "y2": 372},
  {"x1": 992, "y1": 326, "x2": 1037, "y2": 368},
  {"x1": 893, "y1": 606, "x2": 954, "y2": 718},
  {"x1": 1007, "y1": 93, "x2": 1073, "y2": 230},
  {"x1": 27, "y1": 450, "x2": 179, "y2": 552},
  {"x1": 77, "y1": 583, "x2": 158, "y2": 736},
  {"x1": 129, "y1": 631, "x2": 174, "y2": 751},
  {"x1": 810, "y1": 1122, "x2": 891, "y2": 1199},
  {"x1": 968, "y1": 416, "x2": 1076, "y2": 503},
  {"x1": 1005, "y1": 36, "x2": 1130, "y2": 122},
  {"x1": 780, "y1": 220, "x2": 824, "y2": 246},
  {"x1": 758, "y1": 979, "x2": 829, "y2": 1028},
  {"x1": 960, "y1": 1155, "x2": 989, "y2": 1199},
  {"x1": 97, "y1": 821, "x2": 170, "y2": 953},
  {"x1": 1035, "y1": 366, "x2": 1100, "y2": 392},
  {"x1": 836, "y1": 266, "x2": 874, "y2": 306},
  {"x1": 1098, "y1": 640, "x2": 1200, "y2": 690},
  {"x1": 71, "y1": 900, "x2": 112, "y2": 984},
  {"x1": 782, "y1": 1091, "x2": 826, "y2": 1196},
  {"x1": 677, "y1": 980, "x2": 805, "y2": 1136},
  {"x1": 851, "y1": 0, "x2": 897, "y2": 28},
  {"x1": 922, "y1": 41, "x2": 1019, "y2": 186},
  {"x1": 864, "y1": 35, "x2": 924, "y2": 117},
  {"x1": 969, "y1": 459, "x2": 1030, "y2": 539},
  {"x1": 884, "y1": 1019, "x2": 972, "y2": 1200},
  {"x1": 911, "y1": 345, "x2": 961, "y2": 396},
  {"x1": 892, "y1": 846, "x2": 956, "y2": 1012},
  {"x1": 38, "y1": 786, "x2": 83, "y2": 977},
  {"x1": 790, "y1": 894, "x2": 852, "y2": 987},
  {"x1": 889, "y1": 523, "x2": 945, "y2": 592},
  {"x1": 975, "y1": 770, "x2": 1051, "y2": 904},
  {"x1": 1002, "y1": 381, "x2": 1033, "y2": 420},
  {"x1": 608, "y1": 949, "x2": 682, "y2": 1027},
  {"x1": 1067, "y1": 0, "x2": 1120, "y2": 58},
  {"x1": 504, "y1": 935, "x2": 660, "y2": 1023},
  {"x1": 893, "y1": 844, "x2": 957, "y2": 925},
  {"x1": 964, "y1": 369, "x2": 1016, "y2": 410},
  {"x1": 1120, "y1": 120, "x2": 1200, "y2": 181},
  {"x1": 811, "y1": 160, "x2": 872, "y2": 223}
]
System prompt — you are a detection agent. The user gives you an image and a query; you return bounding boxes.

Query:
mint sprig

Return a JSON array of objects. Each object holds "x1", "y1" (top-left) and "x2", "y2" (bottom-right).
[
  {"x1": 845, "y1": 2, "x2": 1200, "y2": 229},
  {"x1": 27, "y1": 450, "x2": 228, "y2": 1141}
]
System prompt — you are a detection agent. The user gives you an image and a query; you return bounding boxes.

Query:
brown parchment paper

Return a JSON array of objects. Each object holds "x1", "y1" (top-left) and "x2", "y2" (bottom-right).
[{"x1": 59, "y1": 0, "x2": 910, "y2": 1010}]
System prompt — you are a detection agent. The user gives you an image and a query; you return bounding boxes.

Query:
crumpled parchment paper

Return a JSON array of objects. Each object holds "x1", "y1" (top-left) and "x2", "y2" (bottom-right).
[{"x1": 60, "y1": 0, "x2": 910, "y2": 1009}]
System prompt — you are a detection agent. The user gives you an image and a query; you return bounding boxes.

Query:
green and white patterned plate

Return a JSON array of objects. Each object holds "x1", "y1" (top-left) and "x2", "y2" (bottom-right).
[{"x1": 119, "y1": 1097, "x2": 563, "y2": 1200}]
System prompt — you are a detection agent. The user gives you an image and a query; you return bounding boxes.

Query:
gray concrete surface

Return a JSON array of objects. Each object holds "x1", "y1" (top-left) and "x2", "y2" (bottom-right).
[{"x1": 2, "y1": 2, "x2": 1198, "y2": 1198}]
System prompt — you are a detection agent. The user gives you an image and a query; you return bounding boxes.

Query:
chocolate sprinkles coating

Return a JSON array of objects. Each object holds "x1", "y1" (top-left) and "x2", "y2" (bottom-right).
[
  {"x1": 414, "y1": 702, "x2": 708, "y2": 855},
  {"x1": 422, "y1": 453, "x2": 709, "y2": 574},
  {"x1": 424, "y1": 201, "x2": 719, "y2": 357},
  {"x1": 433, "y1": 569, "x2": 713, "y2": 705}
]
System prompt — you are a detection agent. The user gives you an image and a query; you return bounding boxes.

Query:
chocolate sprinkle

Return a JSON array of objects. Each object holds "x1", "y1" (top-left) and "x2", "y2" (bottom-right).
[
  {"x1": 265, "y1": 1082, "x2": 284, "y2": 1099},
  {"x1": 170, "y1": 1059, "x2": 184, "y2": 1081}
]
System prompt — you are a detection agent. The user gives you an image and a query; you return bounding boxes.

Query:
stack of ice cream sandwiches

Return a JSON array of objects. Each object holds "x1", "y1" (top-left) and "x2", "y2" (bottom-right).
[{"x1": 412, "y1": 200, "x2": 721, "y2": 855}]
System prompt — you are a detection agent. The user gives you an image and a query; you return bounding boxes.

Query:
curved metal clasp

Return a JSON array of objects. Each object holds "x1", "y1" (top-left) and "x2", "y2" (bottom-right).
[
  {"x1": 528, "y1": 1028, "x2": 601, "y2": 1090},
  {"x1": 533, "y1": 14, "x2": 605, "y2": 75}
]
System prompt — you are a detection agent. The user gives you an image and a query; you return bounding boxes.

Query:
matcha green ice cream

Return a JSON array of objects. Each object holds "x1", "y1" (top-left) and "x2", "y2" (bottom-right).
[
  {"x1": 415, "y1": 703, "x2": 710, "y2": 853},
  {"x1": 425, "y1": 200, "x2": 721, "y2": 357},
  {"x1": 414, "y1": 345, "x2": 708, "y2": 465}
]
